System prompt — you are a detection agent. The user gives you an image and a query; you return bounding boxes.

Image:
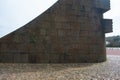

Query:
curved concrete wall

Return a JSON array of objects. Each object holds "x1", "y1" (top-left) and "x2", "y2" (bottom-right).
[{"x1": 0, "y1": 0, "x2": 112, "y2": 63}]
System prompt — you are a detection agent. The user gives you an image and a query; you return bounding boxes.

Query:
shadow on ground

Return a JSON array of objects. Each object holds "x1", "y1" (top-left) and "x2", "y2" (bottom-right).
[{"x1": 0, "y1": 63, "x2": 97, "y2": 74}]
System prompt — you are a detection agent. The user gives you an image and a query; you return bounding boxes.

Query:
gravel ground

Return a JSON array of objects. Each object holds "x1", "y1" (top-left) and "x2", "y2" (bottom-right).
[{"x1": 0, "y1": 55, "x2": 120, "y2": 80}]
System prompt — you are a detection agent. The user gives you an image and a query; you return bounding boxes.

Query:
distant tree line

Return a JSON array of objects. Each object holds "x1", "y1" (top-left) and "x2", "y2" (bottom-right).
[{"x1": 106, "y1": 35, "x2": 120, "y2": 47}]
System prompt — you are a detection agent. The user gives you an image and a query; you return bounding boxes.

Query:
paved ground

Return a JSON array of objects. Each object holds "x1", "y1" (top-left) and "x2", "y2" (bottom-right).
[
  {"x1": 106, "y1": 48, "x2": 120, "y2": 55},
  {"x1": 0, "y1": 54, "x2": 120, "y2": 80}
]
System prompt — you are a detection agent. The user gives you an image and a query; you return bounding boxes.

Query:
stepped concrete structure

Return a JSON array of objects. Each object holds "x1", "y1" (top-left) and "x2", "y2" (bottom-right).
[{"x1": 0, "y1": 0, "x2": 112, "y2": 63}]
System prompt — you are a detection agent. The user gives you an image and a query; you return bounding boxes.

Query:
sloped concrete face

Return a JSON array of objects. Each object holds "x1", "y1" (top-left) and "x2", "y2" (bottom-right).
[{"x1": 0, "y1": 0, "x2": 112, "y2": 63}]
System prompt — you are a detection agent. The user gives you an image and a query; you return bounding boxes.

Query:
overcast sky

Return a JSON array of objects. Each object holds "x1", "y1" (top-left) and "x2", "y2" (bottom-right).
[
  {"x1": 104, "y1": 0, "x2": 120, "y2": 37},
  {"x1": 0, "y1": 0, "x2": 120, "y2": 38}
]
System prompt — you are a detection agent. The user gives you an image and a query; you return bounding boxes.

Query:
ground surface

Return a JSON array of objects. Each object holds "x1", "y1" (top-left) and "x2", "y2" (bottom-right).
[
  {"x1": 0, "y1": 49, "x2": 120, "y2": 80},
  {"x1": 106, "y1": 48, "x2": 120, "y2": 55}
]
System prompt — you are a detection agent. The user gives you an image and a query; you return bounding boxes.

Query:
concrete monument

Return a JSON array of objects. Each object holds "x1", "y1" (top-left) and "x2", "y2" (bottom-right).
[{"x1": 0, "y1": 0, "x2": 112, "y2": 63}]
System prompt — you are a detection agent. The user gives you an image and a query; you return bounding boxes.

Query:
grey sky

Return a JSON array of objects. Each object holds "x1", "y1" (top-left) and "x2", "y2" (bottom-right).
[
  {"x1": 0, "y1": 0, "x2": 57, "y2": 38},
  {"x1": 104, "y1": 0, "x2": 120, "y2": 37},
  {"x1": 0, "y1": 0, "x2": 119, "y2": 38}
]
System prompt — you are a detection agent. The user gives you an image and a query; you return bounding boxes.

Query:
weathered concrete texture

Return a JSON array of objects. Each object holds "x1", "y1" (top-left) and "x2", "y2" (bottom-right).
[{"x1": 0, "y1": 0, "x2": 112, "y2": 63}]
